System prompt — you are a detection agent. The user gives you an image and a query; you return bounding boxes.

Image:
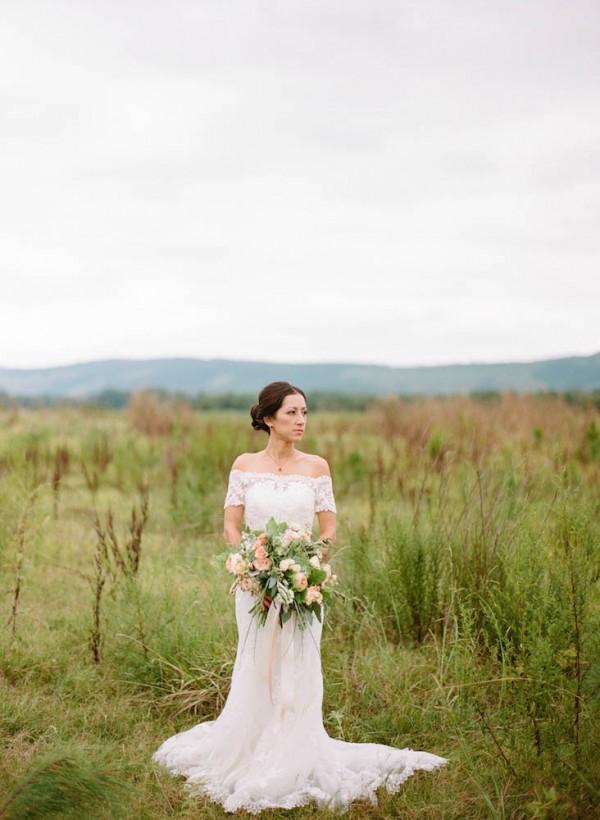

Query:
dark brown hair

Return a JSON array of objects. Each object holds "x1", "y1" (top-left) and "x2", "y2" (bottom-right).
[{"x1": 250, "y1": 381, "x2": 307, "y2": 434}]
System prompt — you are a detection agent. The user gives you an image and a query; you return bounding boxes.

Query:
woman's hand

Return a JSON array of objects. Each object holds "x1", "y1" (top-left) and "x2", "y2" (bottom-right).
[
  {"x1": 262, "y1": 593, "x2": 273, "y2": 611},
  {"x1": 319, "y1": 537, "x2": 334, "y2": 562}
]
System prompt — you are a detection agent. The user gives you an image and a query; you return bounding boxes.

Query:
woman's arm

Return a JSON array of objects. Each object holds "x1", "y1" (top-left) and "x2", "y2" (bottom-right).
[
  {"x1": 316, "y1": 510, "x2": 336, "y2": 559},
  {"x1": 223, "y1": 505, "x2": 244, "y2": 546},
  {"x1": 313, "y1": 455, "x2": 336, "y2": 558}
]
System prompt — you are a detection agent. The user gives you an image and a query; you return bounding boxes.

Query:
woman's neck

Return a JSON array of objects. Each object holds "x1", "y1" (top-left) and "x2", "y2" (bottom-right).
[{"x1": 264, "y1": 439, "x2": 297, "y2": 467}]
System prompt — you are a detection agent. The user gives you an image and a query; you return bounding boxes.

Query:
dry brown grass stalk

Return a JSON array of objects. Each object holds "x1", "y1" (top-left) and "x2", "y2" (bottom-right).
[
  {"x1": 6, "y1": 491, "x2": 37, "y2": 640},
  {"x1": 165, "y1": 445, "x2": 187, "y2": 510},
  {"x1": 81, "y1": 433, "x2": 112, "y2": 497},
  {"x1": 93, "y1": 484, "x2": 149, "y2": 580},
  {"x1": 51, "y1": 445, "x2": 70, "y2": 519},
  {"x1": 89, "y1": 533, "x2": 107, "y2": 664},
  {"x1": 89, "y1": 484, "x2": 150, "y2": 663}
]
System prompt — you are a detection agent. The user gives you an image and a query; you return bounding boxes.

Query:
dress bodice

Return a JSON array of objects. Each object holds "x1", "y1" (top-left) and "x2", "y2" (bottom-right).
[{"x1": 224, "y1": 469, "x2": 336, "y2": 532}]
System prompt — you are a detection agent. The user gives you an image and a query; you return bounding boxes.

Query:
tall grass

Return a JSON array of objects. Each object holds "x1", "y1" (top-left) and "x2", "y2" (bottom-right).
[
  {"x1": 0, "y1": 394, "x2": 598, "y2": 818},
  {"x1": 0, "y1": 753, "x2": 127, "y2": 819}
]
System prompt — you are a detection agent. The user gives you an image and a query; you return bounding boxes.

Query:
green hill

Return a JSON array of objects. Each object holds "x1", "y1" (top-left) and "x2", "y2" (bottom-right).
[{"x1": 0, "y1": 353, "x2": 599, "y2": 398}]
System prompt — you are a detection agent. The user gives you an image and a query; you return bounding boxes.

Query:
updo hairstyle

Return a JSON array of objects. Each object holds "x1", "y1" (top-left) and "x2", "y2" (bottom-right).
[{"x1": 250, "y1": 381, "x2": 307, "y2": 434}]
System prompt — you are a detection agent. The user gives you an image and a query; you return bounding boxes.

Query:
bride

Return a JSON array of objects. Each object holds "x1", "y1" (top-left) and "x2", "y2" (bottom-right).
[{"x1": 153, "y1": 381, "x2": 447, "y2": 813}]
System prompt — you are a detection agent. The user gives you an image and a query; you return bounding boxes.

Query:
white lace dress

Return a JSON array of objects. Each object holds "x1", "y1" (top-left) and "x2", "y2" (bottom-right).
[{"x1": 153, "y1": 470, "x2": 447, "y2": 813}]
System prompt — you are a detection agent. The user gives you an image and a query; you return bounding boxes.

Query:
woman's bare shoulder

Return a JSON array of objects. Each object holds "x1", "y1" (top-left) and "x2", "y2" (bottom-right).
[
  {"x1": 302, "y1": 453, "x2": 331, "y2": 478},
  {"x1": 230, "y1": 452, "x2": 261, "y2": 472}
]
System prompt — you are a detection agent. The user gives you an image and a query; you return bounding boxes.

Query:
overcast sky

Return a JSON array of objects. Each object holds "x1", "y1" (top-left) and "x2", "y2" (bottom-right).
[{"x1": 1, "y1": 0, "x2": 599, "y2": 370}]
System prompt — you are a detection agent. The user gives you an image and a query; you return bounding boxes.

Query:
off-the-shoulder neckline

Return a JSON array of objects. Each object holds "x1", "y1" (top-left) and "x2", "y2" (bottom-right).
[{"x1": 230, "y1": 469, "x2": 331, "y2": 482}]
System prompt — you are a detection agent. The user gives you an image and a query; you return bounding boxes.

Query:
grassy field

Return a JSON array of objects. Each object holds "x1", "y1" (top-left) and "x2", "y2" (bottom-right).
[{"x1": 0, "y1": 393, "x2": 598, "y2": 819}]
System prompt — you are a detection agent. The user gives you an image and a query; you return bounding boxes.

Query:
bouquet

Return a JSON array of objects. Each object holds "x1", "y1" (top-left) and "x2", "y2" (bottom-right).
[{"x1": 225, "y1": 518, "x2": 338, "y2": 628}]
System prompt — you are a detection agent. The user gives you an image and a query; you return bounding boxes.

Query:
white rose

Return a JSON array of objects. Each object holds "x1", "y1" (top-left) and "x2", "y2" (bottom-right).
[
  {"x1": 309, "y1": 556, "x2": 321, "y2": 569},
  {"x1": 226, "y1": 553, "x2": 248, "y2": 576},
  {"x1": 281, "y1": 529, "x2": 296, "y2": 547},
  {"x1": 283, "y1": 524, "x2": 306, "y2": 546},
  {"x1": 279, "y1": 558, "x2": 294, "y2": 572}
]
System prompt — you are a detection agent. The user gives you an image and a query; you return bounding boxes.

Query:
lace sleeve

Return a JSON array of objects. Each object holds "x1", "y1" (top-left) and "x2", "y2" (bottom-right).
[
  {"x1": 315, "y1": 476, "x2": 336, "y2": 513},
  {"x1": 224, "y1": 470, "x2": 245, "y2": 507}
]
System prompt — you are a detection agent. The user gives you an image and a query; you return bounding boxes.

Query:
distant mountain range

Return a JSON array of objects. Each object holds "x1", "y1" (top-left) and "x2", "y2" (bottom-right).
[{"x1": 0, "y1": 353, "x2": 599, "y2": 398}]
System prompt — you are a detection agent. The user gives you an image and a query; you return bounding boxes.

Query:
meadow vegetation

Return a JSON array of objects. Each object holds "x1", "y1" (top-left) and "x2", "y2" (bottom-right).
[{"x1": 0, "y1": 392, "x2": 598, "y2": 818}]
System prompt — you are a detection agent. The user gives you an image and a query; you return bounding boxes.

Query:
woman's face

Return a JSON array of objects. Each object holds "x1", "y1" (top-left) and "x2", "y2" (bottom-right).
[{"x1": 269, "y1": 393, "x2": 307, "y2": 441}]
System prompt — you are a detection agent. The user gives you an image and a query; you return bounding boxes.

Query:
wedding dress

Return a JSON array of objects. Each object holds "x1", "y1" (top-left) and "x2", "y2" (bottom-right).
[{"x1": 153, "y1": 470, "x2": 447, "y2": 813}]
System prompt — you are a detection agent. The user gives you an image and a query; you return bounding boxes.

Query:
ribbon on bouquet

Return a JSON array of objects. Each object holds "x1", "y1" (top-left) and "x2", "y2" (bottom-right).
[{"x1": 261, "y1": 600, "x2": 296, "y2": 720}]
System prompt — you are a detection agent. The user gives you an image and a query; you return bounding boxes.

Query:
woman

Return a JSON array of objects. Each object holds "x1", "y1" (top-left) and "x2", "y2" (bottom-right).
[{"x1": 153, "y1": 381, "x2": 447, "y2": 813}]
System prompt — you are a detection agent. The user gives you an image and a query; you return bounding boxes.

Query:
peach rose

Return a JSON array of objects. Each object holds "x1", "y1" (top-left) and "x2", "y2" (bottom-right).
[
  {"x1": 253, "y1": 543, "x2": 268, "y2": 559},
  {"x1": 254, "y1": 557, "x2": 271, "y2": 571},
  {"x1": 292, "y1": 572, "x2": 308, "y2": 591}
]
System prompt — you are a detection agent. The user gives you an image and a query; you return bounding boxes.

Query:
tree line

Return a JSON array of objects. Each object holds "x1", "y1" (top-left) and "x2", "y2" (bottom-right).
[{"x1": 1, "y1": 387, "x2": 599, "y2": 411}]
